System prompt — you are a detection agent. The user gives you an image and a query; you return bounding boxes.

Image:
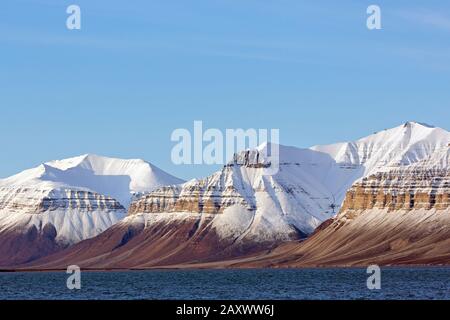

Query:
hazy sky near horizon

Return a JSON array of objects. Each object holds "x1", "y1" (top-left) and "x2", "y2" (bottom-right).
[{"x1": 1, "y1": 0, "x2": 450, "y2": 180}]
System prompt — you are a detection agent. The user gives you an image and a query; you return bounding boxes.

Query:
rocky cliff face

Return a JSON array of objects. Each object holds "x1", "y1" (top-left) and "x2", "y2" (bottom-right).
[
  {"x1": 0, "y1": 186, "x2": 128, "y2": 266},
  {"x1": 0, "y1": 187, "x2": 125, "y2": 214},
  {"x1": 128, "y1": 149, "x2": 277, "y2": 216},
  {"x1": 129, "y1": 169, "x2": 256, "y2": 216},
  {"x1": 341, "y1": 146, "x2": 450, "y2": 213},
  {"x1": 341, "y1": 169, "x2": 449, "y2": 212},
  {"x1": 0, "y1": 187, "x2": 128, "y2": 239}
]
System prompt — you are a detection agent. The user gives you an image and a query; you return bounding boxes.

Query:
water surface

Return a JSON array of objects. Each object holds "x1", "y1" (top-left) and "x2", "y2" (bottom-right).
[{"x1": 0, "y1": 268, "x2": 449, "y2": 300}]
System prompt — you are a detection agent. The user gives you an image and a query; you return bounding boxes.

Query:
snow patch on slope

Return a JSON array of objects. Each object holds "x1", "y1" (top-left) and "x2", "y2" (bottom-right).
[{"x1": 0, "y1": 208, "x2": 126, "y2": 244}]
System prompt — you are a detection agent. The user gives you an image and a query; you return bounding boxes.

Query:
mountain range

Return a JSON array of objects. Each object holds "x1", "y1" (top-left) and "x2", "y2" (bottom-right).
[{"x1": 0, "y1": 121, "x2": 449, "y2": 269}]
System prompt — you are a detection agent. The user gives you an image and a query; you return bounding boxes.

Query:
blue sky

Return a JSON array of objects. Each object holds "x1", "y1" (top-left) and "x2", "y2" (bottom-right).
[{"x1": 1, "y1": 0, "x2": 450, "y2": 180}]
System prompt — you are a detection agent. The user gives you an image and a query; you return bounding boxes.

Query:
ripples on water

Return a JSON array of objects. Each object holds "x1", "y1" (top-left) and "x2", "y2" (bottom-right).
[{"x1": 0, "y1": 268, "x2": 449, "y2": 300}]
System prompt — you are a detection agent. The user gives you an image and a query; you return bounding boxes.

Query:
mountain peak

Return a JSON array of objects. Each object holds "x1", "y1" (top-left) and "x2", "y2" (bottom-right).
[
  {"x1": 311, "y1": 121, "x2": 450, "y2": 176},
  {"x1": 403, "y1": 121, "x2": 435, "y2": 129},
  {"x1": 46, "y1": 154, "x2": 150, "y2": 171},
  {"x1": 0, "y1": 154, "x2": 183, "y2": 208}
]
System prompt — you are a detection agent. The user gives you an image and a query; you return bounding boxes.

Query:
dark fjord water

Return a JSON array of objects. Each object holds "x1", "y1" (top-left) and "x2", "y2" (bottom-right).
[{"x1": 1, "y1": 268, "x2": 449, "y2": 300}]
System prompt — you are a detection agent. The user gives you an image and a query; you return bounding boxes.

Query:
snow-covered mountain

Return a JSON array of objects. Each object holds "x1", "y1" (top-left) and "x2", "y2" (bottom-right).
[
  {"x1": 26, "y1": 122, "x2": 450, "y2": 269},
  {"x1": 129, "y1": 121, "x2": 450, "y2": 239},
  {"x1": 0, "y1": 154, "x2": 183, "y2": 208},
  {"x1": 128, "y1": 144, "x2": 353, "y2": 242},
  {"x1": 0, "y1": 154, "x2": 183, "y2": 266},
  {"x1": 311, "y1": 121, "x2": 450, "y2": 197},
  {"x1": 239, "y1": 144, "x2": 450, "y2": 267}
]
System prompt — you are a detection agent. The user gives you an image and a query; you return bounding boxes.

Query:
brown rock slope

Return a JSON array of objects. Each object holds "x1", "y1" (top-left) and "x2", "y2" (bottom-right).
[
  {"x1": 23, "y1": 214, "x2": 277, "y2": 270},
  {"x1": 0, "y1": 224, "x2": 66, "y2": 267}
]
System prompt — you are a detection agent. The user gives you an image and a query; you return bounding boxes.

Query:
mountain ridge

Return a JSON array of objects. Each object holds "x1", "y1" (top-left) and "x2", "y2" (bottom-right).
[{"x1": 17, "y1": 121, "x2": 450, "y2": 269}]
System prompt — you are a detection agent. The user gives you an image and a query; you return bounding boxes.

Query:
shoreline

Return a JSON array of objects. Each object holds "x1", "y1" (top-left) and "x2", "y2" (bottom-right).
[{"x1": 2, "y1": 264, "x2": 450, "y2": 273}]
